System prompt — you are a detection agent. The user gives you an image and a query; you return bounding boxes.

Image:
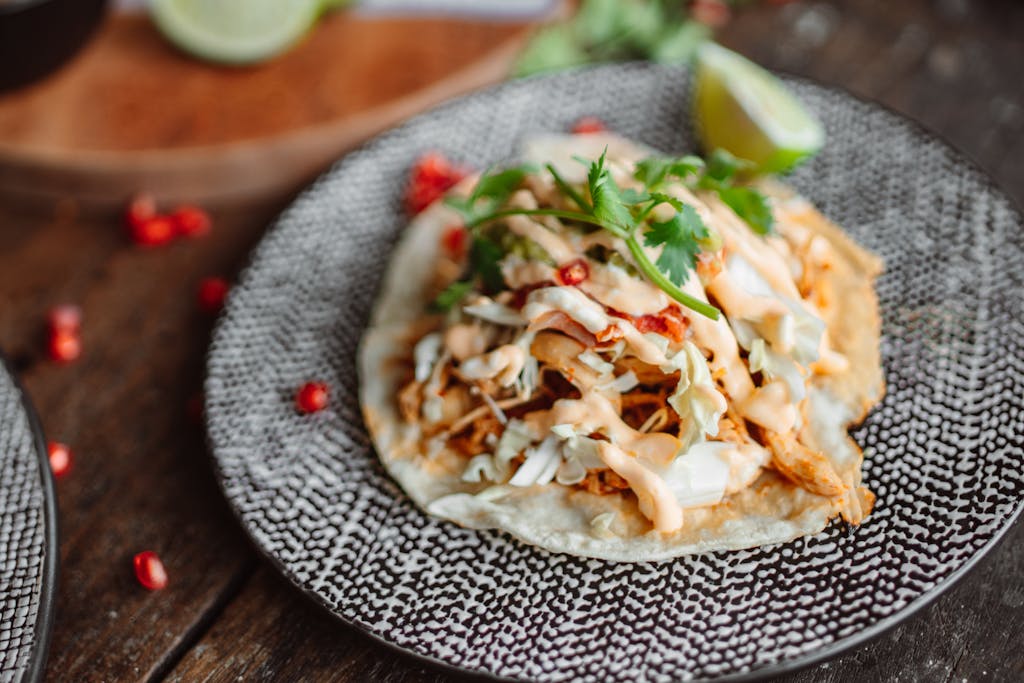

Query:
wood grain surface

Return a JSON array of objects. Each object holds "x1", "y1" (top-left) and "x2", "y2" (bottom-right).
[
  {"x1": 0, "y1": 1, "x2": 1020, "y2": 681},
  {"x1": 0, "y1": 11, "x2": 537, "y2": 205}
]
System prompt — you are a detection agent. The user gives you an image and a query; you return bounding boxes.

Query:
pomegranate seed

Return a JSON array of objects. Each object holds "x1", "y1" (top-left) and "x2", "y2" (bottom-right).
[
  {"x1": 571, "y1": 117, "x2": 607, "y2": 135},
  {"x1": 690, "y1": 0, "x2": 731, "y2": 27},
  {"x1": 47, "y1": 304, "x2": 82, "y2": 334},
  {"x1": 295, "y1": 381, "x2": 329, "y2": 414},
  {"x1": 130, "y1": 215, "x2": 175, "y2": 247},
  {"x1": 124, "y1": 193, "x2": 157, "y2": 231},
  {"x1": 441, "y1": 225, "x2": 468, "y2": 258},
  {"x1": 172, "y1": 205, "x2": 212, "y2": 239},
  {"x1": 47, "y1": 442, "x2": 72, "y2": 478},
  {"x1": 405, "y1": 153, "x2": 467, "y2": 214},
  {"x1": 196, "y1": 277, "x2": 229, "y2": 314},
  {"x1": 557, "y1": 258, "x2": 590, "y2": 286},
  {"x1": 133, "y1": 551, "x2": 168, "y2": 591},
  {"x1": 48, "y1": 329, "x2": 81, "y2": 363}
]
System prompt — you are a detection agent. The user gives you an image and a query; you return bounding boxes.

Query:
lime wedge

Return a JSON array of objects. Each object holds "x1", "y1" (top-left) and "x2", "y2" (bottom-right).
[
  {"x1": 150, "y1": 0, "x2": 323, "y2": 66},
  {"x1": 693, "y1": 43, "x2": 824, "y2": 174}
]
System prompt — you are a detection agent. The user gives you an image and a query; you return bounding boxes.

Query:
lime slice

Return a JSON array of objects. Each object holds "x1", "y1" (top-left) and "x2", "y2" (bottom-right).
[
  {"x1": 693, "y1": 43, "x2": 824, "y2": 174},
  {"x1": 150, "y1": 0, "x2": 323, "y2": 66}
]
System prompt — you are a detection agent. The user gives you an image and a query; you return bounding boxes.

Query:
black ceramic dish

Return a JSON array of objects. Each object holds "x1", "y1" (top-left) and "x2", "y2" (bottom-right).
[
  {"x1": 0, "y1": 0, "x2": 108, "y2": 92},
  {"x1": 205, "y1": 63, "x2": 1024, "y2": 681},
  {"x1": 0, "y1": 351, "x2": 58, "y2": 683}
]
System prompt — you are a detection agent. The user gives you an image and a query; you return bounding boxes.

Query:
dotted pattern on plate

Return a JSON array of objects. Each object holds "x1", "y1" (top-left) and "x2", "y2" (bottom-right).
[
  {"x1": 205, "y1": 64, "x2": 1024, "y2": 681},
  {"x1": 0, "y1": 365, "x2": 48, "y2": 683}
]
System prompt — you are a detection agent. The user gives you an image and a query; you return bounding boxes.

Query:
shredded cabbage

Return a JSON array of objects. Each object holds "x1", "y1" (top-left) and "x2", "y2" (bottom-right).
[
  {"x1": 749, "y1": 338, "x2": 806, "y2": 402},
  {"x1": 590, "y1": 511, "x2": 617, "y2": 538},
  {"x1": 463, "y1": 300, "x2": 526, "y2": 327},
  {"x1": 462, "y1": 454, "x2": 502, "y2": 483},
  {"x1": 660, "y1": 441, "x2": 732, "y2": 508},
  {"x1": 555, "y1": 457, "x2": 587, "y2": 485},
  {"x1": 494, "y1": 419, "x2": 536, "y2": 477},
  {"x1": 509, "y1": 435, "x2": 562, "y2": 487},
  {"x1": 598, "y1": 370, "x2": 639, "y2": 393},
  {"x1": 577, "y1": 349, "x2": 614, "y2": 375},
  {"x1": 663, "y1": 341, "x2": 728, "y2": 448}
]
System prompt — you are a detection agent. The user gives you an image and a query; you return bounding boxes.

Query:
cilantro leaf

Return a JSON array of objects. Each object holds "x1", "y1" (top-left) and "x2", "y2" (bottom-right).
[
  {"x1": 634, "y1": 155, "x2": 705, "y2": 188},
  {"x1": 587, "y1": 149, "x2": 634, "y2": 233},
  {"x1": 646, "y1": 191, "x2": 684, "y2": 211},
  {"x1": 446, "y1": 164, "x2": 534, "y2": 224},
  {"x1": 702, "y1": 148, "x2": 754, "y2": 186},
  {"x1": 643, "y1": 204, "x2": 709, "y2": 285},
  {"x1": 470, "y1": 237, "x2": 505, "y2": 293},
  {"x1": 545, "y1": 163, "x2": 591, "y2": 211},
  {"x1": 717, "y1": 186, "x2": 775, "y2": 236},
  {"x1": 429, "y1": 280, "x2": 473, "y2": 312},
  {"x1": 471, "y1": 165, "x2": 534, "y2": 203}
]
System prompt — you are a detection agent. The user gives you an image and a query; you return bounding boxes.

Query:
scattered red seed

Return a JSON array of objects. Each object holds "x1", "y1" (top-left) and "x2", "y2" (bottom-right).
[
  {"x1": 47, "y1": 304, "x2": 82, "y2": 334},
  {"x1": 124, "y1": 193, "x2": 157, "y2": 232},
  {"x1": 441, "y1": 225, "x2": 468, "y2": 258},
  {"x1": 571, "y1": 116, "x2": 607, "y2": 135},
  {"x1": 47, "y1": 442, "x2": 72, "y2": 478},
  {"x1": 295, "y1": 381, "x2": 329, "y2": 414},
  {"x1": 405, "y1": 153, "x2": 468, "y2": 214},
  {"x1": 557, "y1": 258, "x2": 590, "y2": 286},
  {"x1": 171, "y1": 205, "x2": 212, "y2": 239},
  {"x1": 133, "y1": 551, "x2": 168, "y2": 591},
  {"x1": 129, "y1": 215, "x2": 176, "y2": 248},
  {"x1": 690, "y1": 0, "x2": 731, "y2": 27},
  {"x1": 196, "y1": 277, "x2": 229, "y2": 314},
  {"x1": 48, "y1": 329, "x2": 81, "y2": 363}
]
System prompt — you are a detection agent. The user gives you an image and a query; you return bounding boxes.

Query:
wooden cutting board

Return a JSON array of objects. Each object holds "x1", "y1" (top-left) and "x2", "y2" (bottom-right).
[{"x1": 0, "y1": 10, "x2": 547, "y2": 207}]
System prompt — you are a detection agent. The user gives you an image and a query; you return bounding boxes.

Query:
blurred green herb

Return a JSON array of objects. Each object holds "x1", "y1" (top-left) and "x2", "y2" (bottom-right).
[{"x1": 514, "y1": 0, "x2": 718, "y2": 77}]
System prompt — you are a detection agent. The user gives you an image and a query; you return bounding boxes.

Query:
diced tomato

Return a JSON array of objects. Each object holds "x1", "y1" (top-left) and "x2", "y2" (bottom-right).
[
  {"x1": 405, "y1": 153, "x2": 468, "y2": 214},
  {"x1": 607, "y1": 305, "x2": 689, "y2": 343},
  {"x1": 441, "y1": 225, "x2": 468, "y2": 259},
  {"x1": 571, "y1": 117, "x2": 607, "y2": 135},
  {"x1": 557, "y1": 259, "x2": 590, "y2": 286}
]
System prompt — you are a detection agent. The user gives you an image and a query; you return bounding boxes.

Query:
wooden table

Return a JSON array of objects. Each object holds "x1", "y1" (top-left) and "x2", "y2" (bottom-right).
[{"x1": 1, "y1": 1, "x2": 1021, "y2": 680}]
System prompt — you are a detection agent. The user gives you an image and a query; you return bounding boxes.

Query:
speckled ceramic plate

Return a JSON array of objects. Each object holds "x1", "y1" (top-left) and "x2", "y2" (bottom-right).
[
  {"x1": 0, "y1": 354, "x2": 58, "y2": 683},
  {"x1": 205, "y1": 63, "x2": 1024, "y2": 681}
]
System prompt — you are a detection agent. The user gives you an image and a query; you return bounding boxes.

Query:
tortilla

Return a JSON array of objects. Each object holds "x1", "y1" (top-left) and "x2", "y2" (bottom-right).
[{"x1": 359, "y1": 135, "x2": 883, "y2": 562}]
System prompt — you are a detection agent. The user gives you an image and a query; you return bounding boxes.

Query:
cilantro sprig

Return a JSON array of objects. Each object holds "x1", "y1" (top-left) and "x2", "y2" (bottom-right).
[
  {"x1": 436, "y1": 147, "x2": 776, "y2": 320},
  {"x1": 445, "y1": 150, "x2": 720, "y2": 320}
]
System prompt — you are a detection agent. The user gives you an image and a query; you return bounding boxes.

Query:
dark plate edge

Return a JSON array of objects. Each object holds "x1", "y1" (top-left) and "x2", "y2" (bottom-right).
[
  {"x1": 203, "y1": 61, "x2": 1024, "y2": 683},
  {"x1": 0, "y1": 351, "x2": 59, "y2": 683}
]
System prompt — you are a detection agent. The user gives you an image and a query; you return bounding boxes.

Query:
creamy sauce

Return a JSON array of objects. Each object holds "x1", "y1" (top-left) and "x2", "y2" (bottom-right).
[
  {"x1": 706, "y1": 198, "x2": 802, "y2": 300},
  {"x1": 578, "y1": 261, "x2": 669, "y2": 315},
  {"x1": 740, "y1": 380, "x2": 797, "y2": 433},
  {"x1": 681, "y1": 277, "x2": 756, "y2": 403},
  {"x1": 596, "y1": 441, "x2": 683, "y2": 533},
  {"x1": 458, "y1": 345, "x2": 525, "y2": 386},
  {"x1": 444, "y1": 324, "x2": 488, "y2": 361},
  {"x1": 525, "y1": 392, "x2": 681, "y2": 466}
]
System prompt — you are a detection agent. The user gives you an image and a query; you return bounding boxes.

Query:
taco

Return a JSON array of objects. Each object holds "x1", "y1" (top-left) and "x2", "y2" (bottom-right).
[{"x1": 359, "y1": 133, "x2": 883, "y2": 561}]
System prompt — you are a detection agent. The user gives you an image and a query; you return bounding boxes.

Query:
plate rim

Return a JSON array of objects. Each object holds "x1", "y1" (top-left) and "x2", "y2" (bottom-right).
[
  {"x1": 0, "y1": 351, "x2": 59, "y2": 683},
  {"x1": 204, "y1": 61, "x2": 1024, "y2": 682}
]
